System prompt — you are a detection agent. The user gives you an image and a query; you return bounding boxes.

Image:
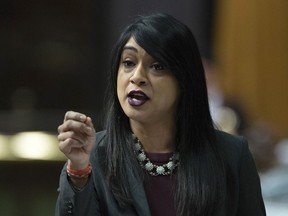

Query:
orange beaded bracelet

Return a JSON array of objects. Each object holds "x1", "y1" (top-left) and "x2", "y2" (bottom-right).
[{"x1": 67, "y1": 162, "x2": 92, "y2": 178}]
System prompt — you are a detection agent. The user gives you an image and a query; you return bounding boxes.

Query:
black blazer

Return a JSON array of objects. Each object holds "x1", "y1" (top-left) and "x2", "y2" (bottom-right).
[{"x1": 55, "y1": 130, "x2": 266, "y2": 216}]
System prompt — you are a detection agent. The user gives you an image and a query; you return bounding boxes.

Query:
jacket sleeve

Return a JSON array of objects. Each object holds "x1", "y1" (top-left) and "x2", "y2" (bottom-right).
[
  {"x1": 55, "y1": 131, "x2": 108, "y2": 216},
  {"x1": 55, "y1": 163, "x2": 101, "y2": 216},
  {"x1": 237, "y1": 137, "x2": 266, "y2": 216}
]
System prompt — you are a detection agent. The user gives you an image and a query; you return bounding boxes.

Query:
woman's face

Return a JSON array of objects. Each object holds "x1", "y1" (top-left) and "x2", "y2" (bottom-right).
[{"x1": 117, "y1": 37, "x2": 180, "y2": 125}]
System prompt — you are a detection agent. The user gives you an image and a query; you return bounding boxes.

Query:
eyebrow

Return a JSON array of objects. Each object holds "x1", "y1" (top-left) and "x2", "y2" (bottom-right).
[{"x1": 122, "y1": 45, "x2": 138, "y2": 53}]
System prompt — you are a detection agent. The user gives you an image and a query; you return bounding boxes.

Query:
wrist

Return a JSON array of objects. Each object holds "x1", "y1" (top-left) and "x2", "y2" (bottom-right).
[
  {"x1": 67, "y1": 161, "x2": 92, "y2": 178},
  {"x1": 66, "y1": 162, "x2": 92, "y2": 191},
  {"x1": 68, "y1": 159, "x2": 90, "y2": 170}
]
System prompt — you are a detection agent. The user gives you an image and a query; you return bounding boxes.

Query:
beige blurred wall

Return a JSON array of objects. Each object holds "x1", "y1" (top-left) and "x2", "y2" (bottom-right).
[{"x1": 214, "y1": 0, "x2": 288, "y2": 138}]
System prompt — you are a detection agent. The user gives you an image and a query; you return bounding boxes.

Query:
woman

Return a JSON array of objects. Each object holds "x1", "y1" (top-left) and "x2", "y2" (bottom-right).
[{"x1": 56, "y1": 13, "x2": 266, "y2": 216}]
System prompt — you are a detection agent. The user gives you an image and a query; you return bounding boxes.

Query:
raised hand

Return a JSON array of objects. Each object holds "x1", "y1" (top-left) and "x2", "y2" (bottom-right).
[{"x1": 58, "y1": 111, "x2": 96, "y2": 170}]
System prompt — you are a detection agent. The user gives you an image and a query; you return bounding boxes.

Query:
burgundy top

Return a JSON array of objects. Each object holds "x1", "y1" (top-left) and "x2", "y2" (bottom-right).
[{"x1": 143, "y1": 152, "x2": 177, "y2": 216}]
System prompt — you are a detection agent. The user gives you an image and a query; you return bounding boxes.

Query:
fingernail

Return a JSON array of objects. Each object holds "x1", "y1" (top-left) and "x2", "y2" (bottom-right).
[{"x1": 80, "y1": 115, "x2": 86, "y2": 121}]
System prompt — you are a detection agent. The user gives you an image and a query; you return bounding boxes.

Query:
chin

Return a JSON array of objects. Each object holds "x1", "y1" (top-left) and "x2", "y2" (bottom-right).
[{"x1": 126, "y1": 112, "x2": 149, "y2": 124}]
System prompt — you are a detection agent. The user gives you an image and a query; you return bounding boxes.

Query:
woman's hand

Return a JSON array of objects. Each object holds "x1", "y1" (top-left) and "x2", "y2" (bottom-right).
[{"x1": 58, "y1": 111, "x2": 96, "y2": 170}]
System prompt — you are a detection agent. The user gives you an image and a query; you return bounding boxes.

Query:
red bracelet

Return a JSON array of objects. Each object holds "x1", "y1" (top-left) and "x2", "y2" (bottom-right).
[{"x1": 67, "y1": 162, "x2": 92, "y2": 178}]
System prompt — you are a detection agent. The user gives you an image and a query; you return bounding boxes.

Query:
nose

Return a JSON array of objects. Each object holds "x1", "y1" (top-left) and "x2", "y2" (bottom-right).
[{"x1": 129, "y1": 65, "x2": 147, "y2": 86}]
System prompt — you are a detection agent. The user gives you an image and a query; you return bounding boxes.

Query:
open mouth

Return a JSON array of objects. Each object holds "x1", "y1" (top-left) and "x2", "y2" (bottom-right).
[{"x1": 127, "y1": 90, "x2": 149, "y2": 106}]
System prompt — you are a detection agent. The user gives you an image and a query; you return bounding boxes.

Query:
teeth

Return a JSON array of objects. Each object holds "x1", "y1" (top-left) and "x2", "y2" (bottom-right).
[
  {"x1": 128, "y1": 91, "x2": 148, "y2": 100},
  {"x1": 132, "y1": 94, "x2": 146, "y2": 100},
  {"x1": 131, "y1": 96, "x2": 143, "y2": 101}
]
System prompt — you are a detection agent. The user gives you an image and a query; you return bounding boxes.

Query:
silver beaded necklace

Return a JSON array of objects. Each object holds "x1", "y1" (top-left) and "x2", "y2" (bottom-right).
[{"x1": 133, "y1": 135, "x2": 180, "y2": 176}]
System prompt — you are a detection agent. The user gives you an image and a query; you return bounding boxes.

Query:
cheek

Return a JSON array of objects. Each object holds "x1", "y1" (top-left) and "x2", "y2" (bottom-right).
[
  {"x1": 165, "y1": 79, "x2": 180, "y2": 102},
  {"x1": 117, "y1": 72, "x2": 127, "y2": 99}
]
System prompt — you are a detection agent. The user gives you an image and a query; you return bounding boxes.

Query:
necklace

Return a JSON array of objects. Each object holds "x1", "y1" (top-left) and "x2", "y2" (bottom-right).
[{"x1": 133, "y1": 135, "x2": 180, "y2": 176}]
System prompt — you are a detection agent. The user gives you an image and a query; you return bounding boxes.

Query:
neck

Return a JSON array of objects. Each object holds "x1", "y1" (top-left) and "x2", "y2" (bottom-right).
[{"x1": 130, "y1": 119, "x2": 177, "y2": 153}]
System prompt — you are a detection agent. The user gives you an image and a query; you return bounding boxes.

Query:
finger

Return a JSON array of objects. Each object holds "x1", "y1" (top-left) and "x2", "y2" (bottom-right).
[
  {"x1": 57, "y1": 124, "x2": 63, "y2": 133},
  {"x1": 85, "y1": 117, "x2": 94, "y2": 127},
  {"x1": 58, "y1": 131, "x2": 86, "y2": 144},
  {"x1": 84, "y1": 117, "x2": 96, "y2": 136},
  {"x1": 60, "y1": 119, "x2": 91, "y2": 134},
  {"x1": 59, "y1": 138, "x2": 85, "y2": 153},
  {"x1": 64, "y1": 111, "x2": 87, "y2": 123}
]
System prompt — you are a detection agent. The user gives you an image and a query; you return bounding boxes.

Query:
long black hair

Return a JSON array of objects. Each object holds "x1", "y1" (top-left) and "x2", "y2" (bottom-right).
[{"x1": 102, "y1": 13, "x2": 226, "y2": 215}]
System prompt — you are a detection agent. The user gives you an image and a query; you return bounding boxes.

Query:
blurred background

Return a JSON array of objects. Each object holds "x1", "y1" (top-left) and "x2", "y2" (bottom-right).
[{"x1": 0, "y1": 0, "x2": 287, "y2": 215}]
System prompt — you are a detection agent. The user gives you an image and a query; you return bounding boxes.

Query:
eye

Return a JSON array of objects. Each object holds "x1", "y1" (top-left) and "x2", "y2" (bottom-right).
[
  {"x1": 151, "y1": 62, "x2": 164, "y2": 70},
  {"x1": 122, "y1": 60, "x2": 135, "y2": 68}
]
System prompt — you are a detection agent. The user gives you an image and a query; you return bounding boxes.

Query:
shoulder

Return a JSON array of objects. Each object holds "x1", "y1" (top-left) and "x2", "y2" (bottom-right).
[
  {"x1": 214, "y1": 130, "x2": 248, "y2": 152},
  {"x1": 214, "y1": 130, "x2": 250, "y2": 167},
  {"x1": 214, "y1": 131, "x2": 266, "y2": 215}
]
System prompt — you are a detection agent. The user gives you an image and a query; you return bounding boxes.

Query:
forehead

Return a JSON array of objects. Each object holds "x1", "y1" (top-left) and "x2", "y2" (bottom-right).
[{"x1": 122, "y1": 37, "x2": 145, "y2": 54}]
